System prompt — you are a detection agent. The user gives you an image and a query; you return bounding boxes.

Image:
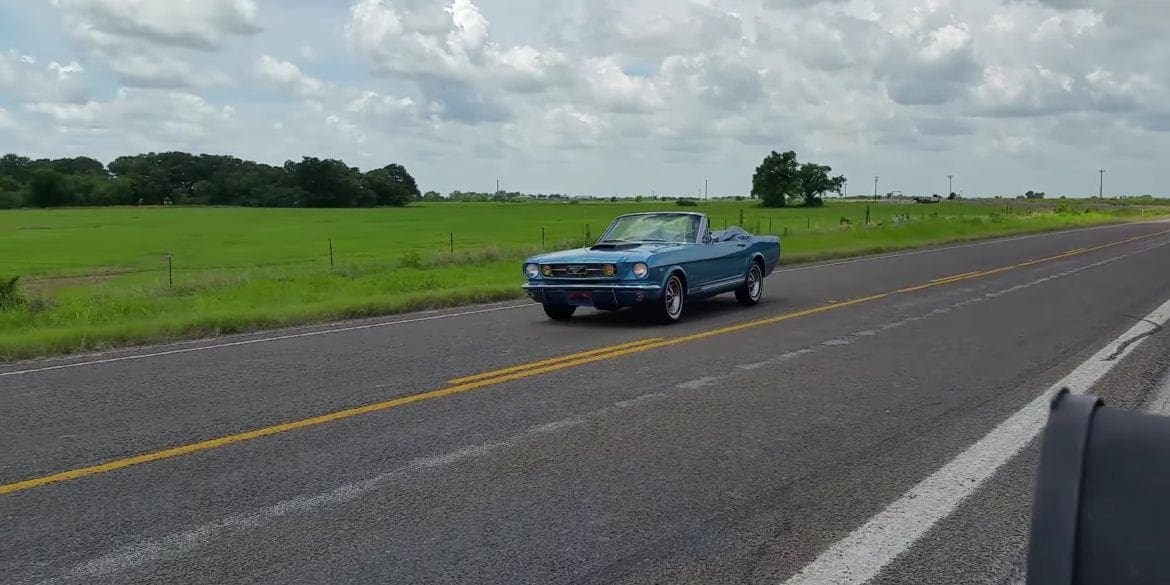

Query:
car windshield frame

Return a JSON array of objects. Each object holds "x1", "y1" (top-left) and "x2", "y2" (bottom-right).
[{"x1": 597, "y1": 213, "x2": 705, "y2": 245}]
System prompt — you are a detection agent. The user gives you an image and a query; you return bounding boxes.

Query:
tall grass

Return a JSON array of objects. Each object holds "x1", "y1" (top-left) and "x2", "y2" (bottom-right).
[{"x1": 0, "y1": 201, "x2": 1164, "y2": 360}]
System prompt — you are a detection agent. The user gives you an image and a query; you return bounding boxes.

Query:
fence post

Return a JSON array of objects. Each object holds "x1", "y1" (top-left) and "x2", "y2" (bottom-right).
[
  {"x1": 328, "y1": 238, "x2": 334, "y2": 271},
  {"x1": 783, "y1": 226, "x2": 789, "y2": 237},
  {"x1": 167, "y1": 253, "x2": 173, "y2": 288},
  {"x1": 807, "y1": 216, "x2": 811, "y2": 229},
  {"x1": 541, "y1": 226, "x2": 546, "y2": 248},
  {"x1": 449, "y1": 232, "x2": 454, "y2": 253},
  {"x1": 739, "y1": 208, "x2": 744, "y2": 226},
  {"x1": 865, "y1": 205, "x2": 871, "y2": 226}
]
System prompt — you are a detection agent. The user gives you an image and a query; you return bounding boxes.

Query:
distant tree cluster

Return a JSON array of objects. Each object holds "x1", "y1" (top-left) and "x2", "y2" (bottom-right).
[
  {"x1": 0, "y1": 152, "x2": 421, "y2": 209},
  {"x1": 750, "y1": 150, "x2": 845, "y2": 208}
]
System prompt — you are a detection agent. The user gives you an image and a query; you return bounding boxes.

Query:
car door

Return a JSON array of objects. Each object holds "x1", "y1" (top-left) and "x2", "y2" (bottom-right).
[
  {"x1": 709, "y1": 235, "x2": 751, "y2": 285},
  {"x1": 687, "y1": 229, "x2": 747, "y2": 292}
]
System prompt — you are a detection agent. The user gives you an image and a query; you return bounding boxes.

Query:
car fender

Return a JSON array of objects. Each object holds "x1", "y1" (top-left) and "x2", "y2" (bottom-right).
[
  {"x1": 655, "y1": 263, "x2": 690, "y2": 292},
  {"x1": 749, "y1": 251, "x2": 767, "y2": 274}
]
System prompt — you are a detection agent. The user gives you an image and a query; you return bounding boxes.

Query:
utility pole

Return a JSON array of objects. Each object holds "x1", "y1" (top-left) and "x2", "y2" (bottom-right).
[
  {"x1": 874, "y1": 176, "x2": 879, "y2": 201},
  {"x1": 704, "y1": 179, "x2": 708, "y2": 201},
  {"x1": 1099, "y1": 169, "x2": 1105, "y2": 198},
  {"x1": 496, "y1": 178, "x2": 500, "y2": 194},
  {"x1": 843, "y1": 177, "x2": 848, "y2": 198},
  {"x1": 948, "y1": 174, "x2": 954, "y2": 197}
]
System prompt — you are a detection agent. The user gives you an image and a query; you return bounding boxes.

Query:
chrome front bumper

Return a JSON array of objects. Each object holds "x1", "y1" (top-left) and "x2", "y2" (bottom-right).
[
  {"x1": 521, "y1": 283, "x2": 662, "y2": 291},
  {"x1": 521, "y1": 282, "x2": 663, "y2": 308}
]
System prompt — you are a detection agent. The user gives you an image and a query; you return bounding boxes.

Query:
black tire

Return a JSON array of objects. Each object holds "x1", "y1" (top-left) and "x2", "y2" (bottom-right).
[
  {"x1": 543, "y1": 304, "x2": 577, "y2": 321},
  {"x1": 735, "y1": 263, "x2": 764, "y2": 306},
  {"x1": 646, "y1": 274, "x2": 686, "y2": 324}
]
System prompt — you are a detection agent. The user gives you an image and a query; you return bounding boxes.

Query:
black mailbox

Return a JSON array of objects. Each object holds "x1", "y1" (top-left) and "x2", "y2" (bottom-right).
[{"x1": 1027, "y1": 388, "x2": 1170, "y2": 584}]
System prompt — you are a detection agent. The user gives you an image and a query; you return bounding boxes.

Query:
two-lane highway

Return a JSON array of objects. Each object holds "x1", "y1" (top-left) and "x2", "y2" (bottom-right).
[{"x1": 4, "y1": 220, "x2": 1170, "y2": 584}]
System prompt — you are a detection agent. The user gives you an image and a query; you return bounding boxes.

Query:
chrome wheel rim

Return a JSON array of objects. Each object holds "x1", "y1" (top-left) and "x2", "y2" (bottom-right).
[
  {"x1": 748, "y1": 267, "x2": 762, "y2": 299},
  {"x1": 665, "y1": 277, "x2": 683, "y2": 317}
]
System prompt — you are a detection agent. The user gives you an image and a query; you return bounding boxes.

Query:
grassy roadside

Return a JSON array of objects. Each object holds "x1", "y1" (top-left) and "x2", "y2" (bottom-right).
[{"x1": 1, "y1": 203, "x2": 1166, "y2": 361}]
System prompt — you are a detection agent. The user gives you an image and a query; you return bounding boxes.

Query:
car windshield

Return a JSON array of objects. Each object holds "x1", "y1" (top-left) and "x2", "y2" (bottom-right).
[{"x1": 600, "y1": 214, "x2": 701, "y2": 243}]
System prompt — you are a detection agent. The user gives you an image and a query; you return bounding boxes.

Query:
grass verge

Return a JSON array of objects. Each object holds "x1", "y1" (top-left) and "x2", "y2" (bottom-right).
[{"x1": 0, "y1": 205, "x2": 1165, "y2": 362}]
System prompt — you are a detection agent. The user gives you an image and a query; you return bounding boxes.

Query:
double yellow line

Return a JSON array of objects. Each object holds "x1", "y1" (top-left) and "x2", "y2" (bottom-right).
[{"x1": 2, "y1": 228, "x2": 1167, "y2": 496}]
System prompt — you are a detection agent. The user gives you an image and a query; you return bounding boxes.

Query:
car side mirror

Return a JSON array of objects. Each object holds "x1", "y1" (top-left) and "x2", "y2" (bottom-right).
[{"x1": 1027, "y1": 389, "x2": 1170, "y2": 584}]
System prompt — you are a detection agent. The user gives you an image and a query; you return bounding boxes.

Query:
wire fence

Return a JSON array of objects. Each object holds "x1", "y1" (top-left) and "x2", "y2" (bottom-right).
[{"x1": 7, "y1": 203, "x2": 1141, "y2": 290}]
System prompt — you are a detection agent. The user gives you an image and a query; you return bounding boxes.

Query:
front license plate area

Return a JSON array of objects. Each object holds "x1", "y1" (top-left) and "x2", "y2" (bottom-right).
[{"x1": 567, "y1": 290, "x2": 593, "y2": 305}]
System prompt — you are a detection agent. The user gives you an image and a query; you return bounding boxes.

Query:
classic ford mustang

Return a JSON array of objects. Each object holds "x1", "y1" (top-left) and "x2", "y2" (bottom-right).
[{"x1": 521, "y1": 211, "x2": 781, "y2": 323}]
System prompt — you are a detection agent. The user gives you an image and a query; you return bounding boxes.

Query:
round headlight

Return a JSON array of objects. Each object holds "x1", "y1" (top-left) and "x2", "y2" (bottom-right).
[
  {"x1": 603, "y1": 264, "x2": 616, "y2": 277},
  {"x1": 633, "y1": 263, "x2": 649, "y2": 278},
  {"x1": 541, "y1": 265, "x2": 552, "y2": 277},
  {"x1": 525, "y1": 263, "x2": 540, "y2": 278}
]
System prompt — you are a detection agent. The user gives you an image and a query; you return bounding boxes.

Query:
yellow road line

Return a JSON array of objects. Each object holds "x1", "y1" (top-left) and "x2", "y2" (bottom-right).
[
  {"x1": 929, "y1": 271, "x2": 981, "y2": 283},
  {"x1": 3, "y1": 228, "x2": 1169, "y2": 496},
  {"x1": 447, "y1": 338, "x2": 665, "y2": 385}
]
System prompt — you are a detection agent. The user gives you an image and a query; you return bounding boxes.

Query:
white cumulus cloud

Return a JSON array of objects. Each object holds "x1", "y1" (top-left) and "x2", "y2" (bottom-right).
[{"x1": 0, "y1": 0, "x2": 1166, "y2": 196}]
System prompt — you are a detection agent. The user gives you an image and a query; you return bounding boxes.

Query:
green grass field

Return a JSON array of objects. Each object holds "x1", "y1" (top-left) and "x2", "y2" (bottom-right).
[{"x1": 1, "y1": 199, "x2": 1166, "y2": 360}]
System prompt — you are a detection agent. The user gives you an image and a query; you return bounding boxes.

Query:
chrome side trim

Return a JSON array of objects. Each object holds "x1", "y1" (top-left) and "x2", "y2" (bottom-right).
[
  {"x1": 522, "y1": 283, "x2": 662, "y2": 291},
  {"x1": 691, "y1": 276, "x2": 743, "y2": 294}
]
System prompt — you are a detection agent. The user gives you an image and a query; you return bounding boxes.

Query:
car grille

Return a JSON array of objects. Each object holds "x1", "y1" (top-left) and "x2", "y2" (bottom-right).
[{"x1": 544, "y1": 263, "x2": 612, "y2": 278}]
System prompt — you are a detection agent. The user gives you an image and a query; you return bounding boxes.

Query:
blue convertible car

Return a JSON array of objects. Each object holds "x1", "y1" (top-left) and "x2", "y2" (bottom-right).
[{"x1": 521, "y1": 211, "x2": 781, "y2": 323}]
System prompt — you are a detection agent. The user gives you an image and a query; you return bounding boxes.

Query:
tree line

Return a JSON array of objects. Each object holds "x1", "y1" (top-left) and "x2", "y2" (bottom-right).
[{"x1": 0, "y1": 152, "x2": 421, "y2": 209}]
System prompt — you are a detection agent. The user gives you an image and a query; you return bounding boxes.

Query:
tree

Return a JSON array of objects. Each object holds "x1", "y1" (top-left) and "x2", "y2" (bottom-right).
[
  {"x1": 365, "y1": 164, "x2": 419, "y2": 207},
  {"x1": 752, "y1": 150, "x2": 800, "y2": 208},
  {"x1": 0, "y1": 175, "x2": 23, "y2": 209},
  {"x1": 0, "y1": 154, "x2": 33, "y2": 183},
  {"x1": 948, "y1": 192, "x2": 958, "y2": 200},
  {"x1": 27, "y1": 168, "x2": 73, "y2": 207},
  {"x1": 285, "y1": 157, "x2": 372, "y2": 208},
  {"x1": 795, "y1": 163, "x2": 845, "y2": 207},
  {"x1": 1025, "y1": 190, "x2": 1045, "y2": 199},
  {"x1": 50, "y1": 156, "x2": 108, "y2": 177},
  {"x1": 89, "y1": 176, "x2": 136, "y2": 206}
]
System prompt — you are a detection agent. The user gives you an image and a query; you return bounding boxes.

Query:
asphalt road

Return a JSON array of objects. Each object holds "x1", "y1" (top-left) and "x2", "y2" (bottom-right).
[{"x1": 4, "y1": 220, "x2": 1170, "y2": 584}]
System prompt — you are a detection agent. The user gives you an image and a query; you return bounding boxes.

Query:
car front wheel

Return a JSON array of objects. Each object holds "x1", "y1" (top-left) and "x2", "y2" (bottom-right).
[
  {"x1": 543, "y1": 304, "x2": 577, "y2": 320},
  {"x1": 735, "y1": 263, "x2": 764, "y2": 305},
  {"x1": 646, "y1": 274, "x2": 685, "y2": 323}
]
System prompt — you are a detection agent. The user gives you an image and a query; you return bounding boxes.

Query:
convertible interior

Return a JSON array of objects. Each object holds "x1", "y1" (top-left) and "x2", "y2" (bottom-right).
[{"x1": 708, "y1": 226, "x2": 751, "y2": 243}]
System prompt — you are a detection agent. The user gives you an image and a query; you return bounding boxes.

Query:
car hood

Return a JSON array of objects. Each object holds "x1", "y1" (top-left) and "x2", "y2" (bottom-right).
[{"x1": 527, "y1": 242, "x2": 682, "y2": 264}]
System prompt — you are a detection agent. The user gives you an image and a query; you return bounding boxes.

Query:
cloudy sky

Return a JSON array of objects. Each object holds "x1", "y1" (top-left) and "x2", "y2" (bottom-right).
[{"x1": 1, "y1": 0, "x2": 1167, "y2": 198}]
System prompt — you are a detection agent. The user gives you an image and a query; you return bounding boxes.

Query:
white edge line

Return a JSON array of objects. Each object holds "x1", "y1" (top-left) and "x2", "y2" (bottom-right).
[
  {"x1": 1146, "y1": 366, "x2": 1170, "y2": 416},
  {"x1": 0, "y1": 303, "x2": 535, "y2": 377},
  {"x1": 779, "y1": 294, "x2": 1170, "y2": 585}
]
